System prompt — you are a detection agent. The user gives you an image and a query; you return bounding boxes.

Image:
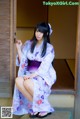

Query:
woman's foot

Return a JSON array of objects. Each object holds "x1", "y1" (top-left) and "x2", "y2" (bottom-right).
[
  {"x1": 37, "y1": 112, "x2": 52, "y2": 118},
  {"x1": 29, "y1": 112, "x2": 39, "y2": 118}
]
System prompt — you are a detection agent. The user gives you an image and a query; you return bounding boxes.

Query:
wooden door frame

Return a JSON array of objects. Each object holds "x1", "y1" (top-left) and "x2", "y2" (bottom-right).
[
  {"x1": 10, "y1": 0, "x2": 16, "y2": 96},
  {"x1": 74, "y1": 0, "x2": 80, "y2": 118},
  {"x1": 15, "y1": 1, "x2": 79, "y2": 94},
  {"x1": 14, "y1": 1, "x2": 80, "y2": 118}
]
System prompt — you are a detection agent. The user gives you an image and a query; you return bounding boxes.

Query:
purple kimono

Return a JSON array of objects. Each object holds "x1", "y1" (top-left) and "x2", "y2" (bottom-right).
[{"x1": 12, "y1": 40, "x2": 56, "y2": 115}]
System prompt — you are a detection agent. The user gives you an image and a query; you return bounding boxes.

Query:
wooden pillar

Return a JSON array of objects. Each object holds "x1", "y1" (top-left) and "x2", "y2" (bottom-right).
[
  {"x1": 0, "y1": 0, "x2": 16, "y2": 97},
  {"x1": 74, "y1": 1, "x2": 80, "y2": 119}
]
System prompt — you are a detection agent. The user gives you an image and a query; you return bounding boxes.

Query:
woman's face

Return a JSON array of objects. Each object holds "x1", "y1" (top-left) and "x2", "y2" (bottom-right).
[{"x1": 35, "y1": 30, "x2": 44, "y2": 41}]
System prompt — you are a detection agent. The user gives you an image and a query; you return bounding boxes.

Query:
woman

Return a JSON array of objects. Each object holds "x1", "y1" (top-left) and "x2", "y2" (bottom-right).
[{"x1": 12, "y1": 22, "x2": 56, "y2": 118}]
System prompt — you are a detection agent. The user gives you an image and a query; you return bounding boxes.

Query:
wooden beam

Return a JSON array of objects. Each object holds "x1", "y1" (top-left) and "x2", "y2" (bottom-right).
[
  {"x1": 10, "y1": 0, "x2": 16, "y2": 96},
  {"x1": 74, "y1": 0, "x2": 80, "y2": 118}
]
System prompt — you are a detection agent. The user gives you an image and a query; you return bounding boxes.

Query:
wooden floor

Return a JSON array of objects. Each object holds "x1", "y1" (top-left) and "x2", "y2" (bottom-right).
[
  {"x1": 66, "y1": 59, "x2": 75, "y2": 77},
  {"x1": 52, "y1": 59, "x2": 75, "y2": 90}
]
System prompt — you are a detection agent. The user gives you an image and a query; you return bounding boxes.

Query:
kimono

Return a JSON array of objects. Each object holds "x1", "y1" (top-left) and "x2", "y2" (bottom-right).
[{"x1": 12, "y1": 40, "x2": 56, "y2": 115}]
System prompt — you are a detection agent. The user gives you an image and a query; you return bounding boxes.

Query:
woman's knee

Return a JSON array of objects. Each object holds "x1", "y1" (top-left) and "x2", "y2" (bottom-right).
[
  {"x1": 23, "y1": 79, "x2": 34, "y2": 91},
  {"x1": 15, "y1": 77, "x2": 23, "y2": 87},
  {"x1": 23, "y1": 80, "x2": 29, "y2": 90}
]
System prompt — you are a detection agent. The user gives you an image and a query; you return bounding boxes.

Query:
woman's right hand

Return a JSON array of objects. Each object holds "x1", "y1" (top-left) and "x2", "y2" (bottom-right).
[
  {"x1": 15, "y1": 40, "x2": 22, "y2": 50},
  {"x1": 23, "y1": 75, "x2": 30, "y2": 80}
]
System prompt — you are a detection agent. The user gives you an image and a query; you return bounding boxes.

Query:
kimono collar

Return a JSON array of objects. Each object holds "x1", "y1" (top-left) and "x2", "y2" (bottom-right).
[{"x1": 36, "y1": 40, "x2": 44, "y2": 49}]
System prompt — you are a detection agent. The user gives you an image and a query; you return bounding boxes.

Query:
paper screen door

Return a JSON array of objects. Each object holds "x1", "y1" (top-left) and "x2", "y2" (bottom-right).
[{"x1": 0, "y1": 0, "x2": 16, "y2": 97}]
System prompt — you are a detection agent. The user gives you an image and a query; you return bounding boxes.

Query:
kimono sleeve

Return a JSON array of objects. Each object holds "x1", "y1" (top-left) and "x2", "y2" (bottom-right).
[
  {"x1": 37, "y1": 45, "x2": 55, "y2": 76},
  {"x1": 16, "y1": 54, "x2": 20, "y2": 66},
  {"x1": 16, "y1": 40, "x2": 30, "y2": 66}
]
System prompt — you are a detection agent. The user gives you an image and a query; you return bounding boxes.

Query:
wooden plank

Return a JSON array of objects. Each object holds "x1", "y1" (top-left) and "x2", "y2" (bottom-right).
[
  {"x1": 0, "y1": 0, "x2": 16, "y2": 97},
  {"x1": 10, "y1": 0, "x2": 16, "y2": 96},
  {"x1": 74, "y1": 0, "x2": 80, "y2": 118},
  {"x1": 0, "y1": 0, "x2": 10, "y2": 97}
]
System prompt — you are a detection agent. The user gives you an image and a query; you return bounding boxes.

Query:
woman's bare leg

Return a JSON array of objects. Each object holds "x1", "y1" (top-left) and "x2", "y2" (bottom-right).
[
  {"x1": 15, "y1": 77, "x2": 33, "y2": 102},
  {"x1": 23, "y1": 79, "x2": 34, "y2": 96}
]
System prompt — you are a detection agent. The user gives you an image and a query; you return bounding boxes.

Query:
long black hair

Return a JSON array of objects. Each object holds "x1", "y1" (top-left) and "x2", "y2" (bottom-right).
[{"x1": 31, "y1": 22, "x2": 51, "y2": 57}]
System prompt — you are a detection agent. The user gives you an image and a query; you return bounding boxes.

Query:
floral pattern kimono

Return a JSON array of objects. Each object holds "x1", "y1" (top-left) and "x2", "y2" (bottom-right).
[{"x1": 12, "y1": 40, "x2": 56, "y2": 115}]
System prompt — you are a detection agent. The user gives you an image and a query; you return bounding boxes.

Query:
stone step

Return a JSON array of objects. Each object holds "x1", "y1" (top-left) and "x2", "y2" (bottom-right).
[{"x1": 13, "y1": 110, "x2": 73, "y2": 119}]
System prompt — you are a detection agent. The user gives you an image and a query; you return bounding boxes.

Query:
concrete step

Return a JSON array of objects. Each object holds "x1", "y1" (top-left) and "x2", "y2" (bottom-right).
[
  {"x1": 0, "y1": 94, "x2": 74, "y2": 119},
  {"x1": 13, "y1": 110, "x2": 73, "y2": 119},
  {"x1": 49, "y1": 94, "x2": 74, "y2": 108},
  {"x1": 0, "y1": 94, "x2": 75, "y2": 108}
]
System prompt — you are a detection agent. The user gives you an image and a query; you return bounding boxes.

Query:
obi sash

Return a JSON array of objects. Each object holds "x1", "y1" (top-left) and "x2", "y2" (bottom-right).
[{"x1": 27, "y1": 59, "x2": 41, "y2": 71}]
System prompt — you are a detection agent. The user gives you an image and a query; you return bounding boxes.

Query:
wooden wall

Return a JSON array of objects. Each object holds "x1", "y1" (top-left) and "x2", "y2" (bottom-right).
[
  {"x1": 0, "y1": 0, "x2": 11, "y2": 97},
  {"x1": 17, "y1": 0, "x2": 48, "y2": 27},
  {"x1": 0, "y1": 0, "x2": 16, "y2": 97},
  {"x1": 48, "y1": 5, "x2": 78, "y2": 58},
  {"x1": 17, "y1": 0, "x2": 78, "y2": 59}
]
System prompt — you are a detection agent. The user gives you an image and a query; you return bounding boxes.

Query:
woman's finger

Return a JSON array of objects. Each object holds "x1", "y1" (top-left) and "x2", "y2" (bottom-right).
[
  {"x1": 16, "y1": 40, "x2": 22, "y2": 44},
  {"x1": 23, "y1": 76, "x2": 30, "y2": 80}
]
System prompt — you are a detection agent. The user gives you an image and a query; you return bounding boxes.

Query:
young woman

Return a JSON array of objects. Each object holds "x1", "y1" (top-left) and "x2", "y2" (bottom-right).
[{"x1": 12, "y1": 22, "x2": 56, "y2": 118}]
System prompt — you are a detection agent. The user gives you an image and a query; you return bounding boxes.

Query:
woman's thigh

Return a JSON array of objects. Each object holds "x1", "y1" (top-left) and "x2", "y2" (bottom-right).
[{"x1": 23, "y1": 79, "x2": 34, "y2": 96}]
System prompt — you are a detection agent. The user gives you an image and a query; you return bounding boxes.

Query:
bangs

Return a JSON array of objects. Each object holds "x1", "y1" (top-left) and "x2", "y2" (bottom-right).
[{"x1": 36, "y1": 26, "x2": 47, "y2": 34}]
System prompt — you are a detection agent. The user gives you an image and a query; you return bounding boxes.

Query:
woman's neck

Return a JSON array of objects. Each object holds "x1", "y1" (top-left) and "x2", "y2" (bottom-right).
[{"x1": 37, "y1": 39, "x2": 43, "y2": 46}]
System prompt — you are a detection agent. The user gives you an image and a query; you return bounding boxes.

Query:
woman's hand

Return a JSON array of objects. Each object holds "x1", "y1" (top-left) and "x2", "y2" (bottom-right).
[
  {"x1": 15, "y1": 40, "x2": 22, "y2": 50},
  {"x1": 23, "y1": 73, "x2": 38, "y2": 80},
  {"x1": 23, "y1": 75, "x2": 30, "y2": 80}
]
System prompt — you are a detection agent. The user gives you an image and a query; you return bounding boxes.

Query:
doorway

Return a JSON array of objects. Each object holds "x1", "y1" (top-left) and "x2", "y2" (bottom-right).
[{"x1": 16, "y1": 0, "x2": 78, "y2": 91}]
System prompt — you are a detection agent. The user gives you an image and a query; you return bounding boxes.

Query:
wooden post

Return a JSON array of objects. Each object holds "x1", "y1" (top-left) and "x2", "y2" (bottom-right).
[
  {"x1": 74, "y1": 1, "x2": 80, "y2": 119},
  {"x1": 10, "y1": 0, "x2": 17, "y2": 96},
  {"x1": 0, "y1": 0, "x2": 16, "y2": 97}
]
